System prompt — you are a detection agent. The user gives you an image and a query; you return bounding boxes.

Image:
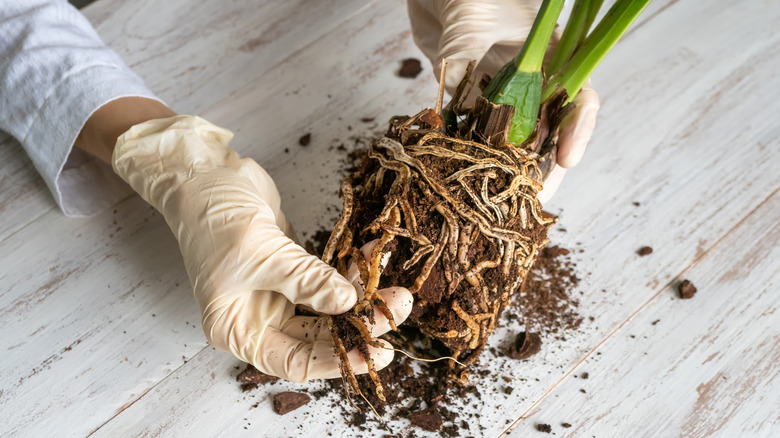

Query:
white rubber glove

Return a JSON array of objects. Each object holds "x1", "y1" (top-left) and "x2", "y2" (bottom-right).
[
  {"x1": 407, "y1": 0, "x2": 600, "y2": 202},
  {"x1": 112, "y1": 115, "x2": 413, "y2": 382}
]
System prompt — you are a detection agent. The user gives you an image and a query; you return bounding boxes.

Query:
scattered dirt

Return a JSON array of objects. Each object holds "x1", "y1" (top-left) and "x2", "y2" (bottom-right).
[
  {"x1": 562, "y1": 422, "x2": 572, "y2": 428},
  {"x1": 580, "y1": 372, "x2": 589, "y2": 379},
  {"x1": 506, "y1": 332, "x2": 543, "y2": 360},
  {"x1": 398, "y1": 58, "x2": 422, "y2": 78},
  {"x1": 637, "y1": 246, "x2": 653, "y2": 256},
  {"x1": 240, "y1": 240, "x2": 584, "y2": 435},
  {"x1": 273, "y1": 391, "x2": 311, "y2": 415},
  {"x1": 536, "y1": 423, "x2": 552, "y2": 433},
  {"x1": 508, "y1": 245, "x2": 583, "y2": 335},
  {"x1": 299, "y1": 133, "x2": 311, "y2": 146},
  {"x1": 678, "y1": 279, "x2": 697, "y2": 299}
]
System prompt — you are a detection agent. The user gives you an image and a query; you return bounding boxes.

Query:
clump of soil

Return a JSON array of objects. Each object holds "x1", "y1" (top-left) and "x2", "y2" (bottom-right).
[
  {"x1": 273, "y1": 392, "x2": 311, "y2": 415},
  {"x1": 536, "y1": 423, "x2": 552, "y2": 433},
  {"x1": 505, "y1": 331, "x2": 543, "y2": 360},
  {"x1": 678, "y1": 279, "x2": 697, "y2": 299},
  {"x1": 398, "y1": 58, "x2": 423, "y2": 78},
  {"x1": 637, "y1": 246, "x2": 653, "y2": 256}
]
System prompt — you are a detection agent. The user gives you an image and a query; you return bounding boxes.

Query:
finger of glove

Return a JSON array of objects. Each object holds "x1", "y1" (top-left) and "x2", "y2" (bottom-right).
[
  {"x1": 556, "y1": 82, "x2": 599, "y2": 168},
  {"x1": 280, "y1": 284, "x2": 412, "y2": 342},
  {"x1": 249, "y1": 226, "x2": 358, "y2": 315},
  {"x1": 538, "y1": 164, "x2": 566, "y2": 205},
  {"x1": 434, "y1": 1, "x2": 536, "y2": 94},
  {"x1": 254, "y1": 328, "x2": 394, "y2": 382}
]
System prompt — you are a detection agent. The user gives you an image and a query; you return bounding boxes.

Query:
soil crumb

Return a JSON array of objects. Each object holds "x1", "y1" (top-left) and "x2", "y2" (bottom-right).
[
  {"x1": 409, "y1": 406, "x2": 444, "y2": 431},
  {"x1": 273, "y1": 391, "x2": 311, "y2": 415},
  {"x1": 298, "y1": 133, "x2": 311, "y2": 147},
  {"x1": 506, "y1": 331, "x2": 543, "y2": 360},
  {"x1": 399, "y1": 58, "x2": 422, "y2": 78},
  {"x1": 678, "y1": 279, "x2": 697, "y2": 299},
  {"x1": 637, "y1": 246, "x2": 653, "y2": 256},
  {"x1": 536, "y1": 423, "x2": 552, "y2": 433}
]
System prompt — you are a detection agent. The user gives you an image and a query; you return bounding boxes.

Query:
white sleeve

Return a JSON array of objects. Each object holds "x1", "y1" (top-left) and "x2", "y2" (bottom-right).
[{"x1": 0, "y1": 0, "x2": 164, "y2": 217}]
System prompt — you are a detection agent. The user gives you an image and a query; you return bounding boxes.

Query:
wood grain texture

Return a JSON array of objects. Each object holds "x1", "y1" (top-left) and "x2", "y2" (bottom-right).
[
  {"x1": 0, "y1": 135, "x2": 55, "y2": 243},
  {"x1": 0, "y1": 0, "x2": 779, "y2": 437},
  {"x1": 507, "y1": 190, "x2": 780, "y2": 437}
]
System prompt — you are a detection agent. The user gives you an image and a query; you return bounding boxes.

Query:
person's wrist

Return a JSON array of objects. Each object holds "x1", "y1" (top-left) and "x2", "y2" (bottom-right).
[{"x1": 75, "y1": 97, "x2": 176, "y2": 163}]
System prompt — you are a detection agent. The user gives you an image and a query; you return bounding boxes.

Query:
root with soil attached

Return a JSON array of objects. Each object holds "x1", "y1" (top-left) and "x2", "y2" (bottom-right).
[{"x1": 320, "y1": 63, "x2": 571, "y2": 409}]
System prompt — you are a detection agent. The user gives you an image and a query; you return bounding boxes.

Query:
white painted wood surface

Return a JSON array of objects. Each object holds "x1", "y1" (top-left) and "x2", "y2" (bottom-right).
[{"x1": 0, "y1": 0, "x2": 778, "y2": 437}]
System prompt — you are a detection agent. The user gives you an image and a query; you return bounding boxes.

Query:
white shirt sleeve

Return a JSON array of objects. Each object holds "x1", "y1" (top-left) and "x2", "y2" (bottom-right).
[{"x1": 0, "y1": 0, "x2": 164, "y2": 217}]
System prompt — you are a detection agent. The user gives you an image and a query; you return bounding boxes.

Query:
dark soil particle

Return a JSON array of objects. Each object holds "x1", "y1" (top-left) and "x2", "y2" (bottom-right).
[
  {"x1": 580, "y1": 372, "x2": 589, "y2": 379},
  {"x1": 398, "y1": 58, "x2": 422, "y2": 78},
  {"x1": 408, "y1": 406, "x2": 444, "y2": 431},
  {"x1": 637, "y1": 246, "x2": 653, "y2": 256},
  {"x1": 536, "y1": 423, "x2": 552, "y2": 433},
  {"x1": 298, "y1": 133, "x2": 311, "y2": 146},
  {"x1": 678, "y1": 279, "x2": 697, "y2": 299},
  {"x1": 506, "y1": 331, "x2": 543, "y2": 360},
  {"x1": 273, "y1": 391, "x2": 311, "y2": 415},
  {"x1": 562, "y1": 422, "x2": 572, "y2": 428}
]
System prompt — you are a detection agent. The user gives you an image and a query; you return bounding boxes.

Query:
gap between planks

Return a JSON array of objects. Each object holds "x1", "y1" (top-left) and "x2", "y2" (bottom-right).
[
  {"x1": 500, "y1": 185, "x2": 780, "y2": 436},
  {"x1": 86, "y1": 343, "x2": 213, "y2": 437}
]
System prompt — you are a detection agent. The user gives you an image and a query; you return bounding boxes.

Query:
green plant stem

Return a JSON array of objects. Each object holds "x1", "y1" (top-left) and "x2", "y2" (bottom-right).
[
  {"x1": 542, "y1": 0, "x2": 652, "y2": 103},
  {"x1": 581, "y1": 0, "x2": 605, "y2": 47},
  {"x1": 514, "y1": 0, "x2": 567, "y2": 73},
  {"x1": 548, "y1": 0, "x2": 592, "y2": 74},
  {"x1": 482, "y1": 0, "x2": 564, "y2": 145}
]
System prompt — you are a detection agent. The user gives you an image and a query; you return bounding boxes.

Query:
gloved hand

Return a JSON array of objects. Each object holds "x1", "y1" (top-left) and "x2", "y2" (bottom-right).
[
  {"x1": 112, "y1": 115, "x2": 413, "y2": 382},
  {"x1": 407, "y1": 0, "x2": 600, "y2": 202}
]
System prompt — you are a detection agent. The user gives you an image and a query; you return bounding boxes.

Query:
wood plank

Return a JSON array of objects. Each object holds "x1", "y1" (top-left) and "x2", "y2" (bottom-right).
[
  {"x1": 0, "y1": 196, "x2": 207, "y2": 437},
  {"x1": 0, "y1": 135, "x2": 53, "y2": 242},
  {"x1": 85, "y1": 0, "x2": 780, "y2": 436},
  {"x1": 507, "y1": 190, "x2": 780, "y2": 437},
  {"x1": 1, "y1": 0, "x2": 779, "y2": 437},
  {"x1": 81, "y1": 0, "x2": 378, "y2": 115}
]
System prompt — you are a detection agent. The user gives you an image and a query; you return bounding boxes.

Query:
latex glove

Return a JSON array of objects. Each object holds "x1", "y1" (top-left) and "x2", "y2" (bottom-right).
[
  {"x1": 407, "y1": 0, "x2": 600, "y2": 202},
  {"x1": 112, "y1": 115, "x2": 413, "y2": 382}
]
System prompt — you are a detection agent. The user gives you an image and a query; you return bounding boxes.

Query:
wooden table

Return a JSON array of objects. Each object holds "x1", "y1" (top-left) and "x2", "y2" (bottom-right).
[{"x1": 1, "y1": 0, "x2": 778, "y2": 436}]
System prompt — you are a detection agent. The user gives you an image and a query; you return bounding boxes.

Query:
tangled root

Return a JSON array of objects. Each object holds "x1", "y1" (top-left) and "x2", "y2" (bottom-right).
[{"x1": 323, "y1": 65, "x2": 569, "y2": 406}]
